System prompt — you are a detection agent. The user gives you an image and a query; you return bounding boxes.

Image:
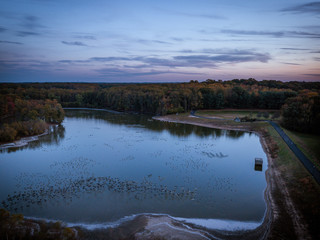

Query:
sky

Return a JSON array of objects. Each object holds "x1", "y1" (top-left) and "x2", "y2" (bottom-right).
[{"x1": 0, "y1": 0, "x2": 319, "y2": 83}]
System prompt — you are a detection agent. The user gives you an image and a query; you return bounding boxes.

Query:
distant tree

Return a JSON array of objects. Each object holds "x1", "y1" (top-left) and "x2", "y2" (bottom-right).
[
  {"x1": 230, "y1": 86, "x2": 249, "y2": 108},
  {"x1": 200, "y1": 88, "x2": 215, "y2": 108},
  {"x1": 281, "y1": 95, "x2": 320, "y2": 134},
  {"x1": 0, "y1": 124, "x2": 17, "y2": 142},
  {"x1": 271, "y1": 111, "x2": 281, "y2": 119}
]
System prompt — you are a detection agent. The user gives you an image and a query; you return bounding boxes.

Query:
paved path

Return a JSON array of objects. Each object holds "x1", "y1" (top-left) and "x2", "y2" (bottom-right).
[{"x1": 268, "y1": 121, "x2": 320, "y2": 185}]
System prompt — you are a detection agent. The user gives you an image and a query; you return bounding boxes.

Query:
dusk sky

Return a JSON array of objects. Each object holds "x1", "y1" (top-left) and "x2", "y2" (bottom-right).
[{"x1": 0, "y1": 0, "x2": 319, "y2": 82}]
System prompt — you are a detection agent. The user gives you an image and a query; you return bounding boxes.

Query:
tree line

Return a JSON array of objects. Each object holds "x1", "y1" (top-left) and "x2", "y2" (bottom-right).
[{"x1": 1, "y1": 79, "x2": 319, "y2": 135}]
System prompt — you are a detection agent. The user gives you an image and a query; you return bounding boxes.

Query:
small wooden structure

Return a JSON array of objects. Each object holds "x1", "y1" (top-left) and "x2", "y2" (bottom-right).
[
  {"x1": 234, "y1": 117, "x2": 240, "y2": 122},
  {"x1": 254, "y1": 158, "x2": 263, "y2": 171}
]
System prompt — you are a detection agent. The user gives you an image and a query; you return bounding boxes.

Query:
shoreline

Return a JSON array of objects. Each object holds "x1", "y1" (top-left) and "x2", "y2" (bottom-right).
[
  {"x1": 63, "y1": 107, "x2": 121, "y2": 114},
  {"x1": 25, "y1": 213, "x2": 262, "y2": 232},
  {"x1": 152, "y1": 114, "x2": 275, "y2": 239},
  {"x1": 0, "y1": 129, "x2": 49, "y2": 150}
]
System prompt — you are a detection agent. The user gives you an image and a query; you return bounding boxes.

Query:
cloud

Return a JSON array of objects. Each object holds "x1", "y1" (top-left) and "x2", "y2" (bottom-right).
[
  {"x1": 61, "y1": 41, "x2": 88, "y2": 46},
  {"x1": 0, "y1": 26, "x2": 6, "y2": 32},
  {"x1": 0, "y1": 59, "x2": 53, "y2": 70},
  {"x1": 58, "y1": 59, "x2": 89, "y2": 64},
  {"x1": 280, "y1": 48, "x2": 310, "y2": 51},
  {"x1": 136, "y1": 39, "x2": 171, "y2": 45},
  {"x1": 21, "y1": 15, "x2": 44, "y2": 30},
  {"x1": 282, "y1": 62, "x2": 302, "y2": 66},
  {"x1": 74, "y1": 35, "x2": 97, "y2": 40},
  {"x1": 0, "y1": 60, "x2": 21, "y2": 69},
  {"x1": 14, "y1": 15, "x2": 45, "y2": 37},
  {"x1": 160, "y1": 8, "x2": 226, "y2": 20},
  {"x1": 178, "y1": 12, "x2": 226, "y2": 20},
  {"x1": 174, "y1": 53, "x2": 270, "y2": 65},
  {"x1": 16, "y1": 31, "x2": 40, "y2": 37},
  {"x1": 221, "y1": 29, "x2": 284, "y2": 37},
  {"x1": 303, "y1": 73, "x2": 320, "y2": 78},
  {"x1": 290, "y1": 31, "x2": 320, "y2": 38},
  {"x1": 171, "y1": 37, "x2": 185, "y2": 42},
  {"x1": 281, "y1": 2, "x2": 320, "y2": 15},
  {"x1": 314, "y1": 57, "x2": 320, "y2": 61},
  {"x1": 89, "y1": 56, "x2": 130, "y2": 62},
  {"x1": 221, "y1": 29, "x2": 320, "y2": 38},
  {"x1": 0, "y1": 40, "x2": 23, "y2": 45},
  {"x1": 59, "y1": 48, "x2": 271, "y2": 70},
  {"x1": 95, "y1": 67, "x2": 199, "y2": 79},
  {"x1": 123, "y1": 64, "x2": 151, "y2": 69},
  {"x1": 96, "y1": 68, "x2": 170, "y2": 77},
  {"x1": 180, "y1": 48, "x2": 266, "y2": 55}
]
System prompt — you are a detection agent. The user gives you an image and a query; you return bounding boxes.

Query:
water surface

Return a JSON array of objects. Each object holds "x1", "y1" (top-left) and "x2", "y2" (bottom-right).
[{"x1": 0, "y1": 110, "x2": 267, "y2": 228}]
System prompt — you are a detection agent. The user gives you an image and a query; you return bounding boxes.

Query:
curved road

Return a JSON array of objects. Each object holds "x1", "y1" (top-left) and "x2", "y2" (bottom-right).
[{"x1": 190, "y1": 111, "x2": 320, "y2": 185}]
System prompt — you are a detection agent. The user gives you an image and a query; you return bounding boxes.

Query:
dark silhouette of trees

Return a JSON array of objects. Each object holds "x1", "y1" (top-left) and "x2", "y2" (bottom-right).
[{"x1": 281, "y1": 94, "x2": 320, "y2": 134}]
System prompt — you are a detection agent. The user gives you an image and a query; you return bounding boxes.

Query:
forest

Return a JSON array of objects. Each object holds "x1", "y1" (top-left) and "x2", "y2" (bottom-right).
[
  {"x1": 0, "y1": 79, "x2": 319, "y2": 142},
  {"x1": 0, "y1": 98, "x2": 64, "y2": 142}
]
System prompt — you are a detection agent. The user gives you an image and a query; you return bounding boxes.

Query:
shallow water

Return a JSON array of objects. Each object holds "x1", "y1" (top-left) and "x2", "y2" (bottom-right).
[{"x1": 0, "y1": 109, "x2": 267, "y2": 228}]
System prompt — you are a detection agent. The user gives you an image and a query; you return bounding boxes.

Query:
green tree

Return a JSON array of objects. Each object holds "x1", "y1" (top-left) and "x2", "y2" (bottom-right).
[{"x1": 281, "y1": 95, "x2": 320, "y2": 133}]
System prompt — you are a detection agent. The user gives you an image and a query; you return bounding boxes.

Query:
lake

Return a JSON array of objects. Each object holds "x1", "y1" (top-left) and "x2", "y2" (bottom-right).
[{"x1": 0, "y1": 109, "x2": 267, "y2": 230}]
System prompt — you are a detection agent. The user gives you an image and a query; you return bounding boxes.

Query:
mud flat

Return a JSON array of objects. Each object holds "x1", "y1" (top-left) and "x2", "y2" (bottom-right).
[{"x1": 71, "y1": 213, "x2": 271, "y2": 240}]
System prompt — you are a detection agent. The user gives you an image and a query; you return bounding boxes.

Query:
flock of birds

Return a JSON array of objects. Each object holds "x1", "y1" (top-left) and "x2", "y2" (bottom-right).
[
  {"x1": 2, "y1": 175, "x2": 200, "y2": 213},
  {"x1": 1, "y1": 120, "x2": 239, "y2": 217}
]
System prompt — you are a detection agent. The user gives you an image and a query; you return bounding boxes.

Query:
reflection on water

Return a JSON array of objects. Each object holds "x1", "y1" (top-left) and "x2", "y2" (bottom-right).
[
  {"x1": 1, "y1": 125, "x2": 66, "y2": 153},
  {"x1": 65, "y1": 109, "x2": 245, "y2": 139},
  {"x1": 0, "y1": 109, "x2": 267, "y2": 226}
]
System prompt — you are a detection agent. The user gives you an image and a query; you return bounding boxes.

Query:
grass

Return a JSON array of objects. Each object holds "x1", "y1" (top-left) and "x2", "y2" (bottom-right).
[
  {"x1": 282, "y1": 129, "x2": 320, "y2": 170},
  {"x1": 267, "y1": 124, "x2": 320, "y2": 239},
  {"x1": 196, "y1": 109, "x2": 281, "y2": 120}
]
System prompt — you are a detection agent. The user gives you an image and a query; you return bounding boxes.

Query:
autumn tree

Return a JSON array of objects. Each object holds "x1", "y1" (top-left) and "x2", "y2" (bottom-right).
[{"x1": 281, "y1": 94, "x2": 320, "y2": 134}]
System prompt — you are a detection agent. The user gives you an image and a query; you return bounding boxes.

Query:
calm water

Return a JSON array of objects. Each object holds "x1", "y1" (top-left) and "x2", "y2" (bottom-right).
[{"x1": 0, "y1": 110, "x2": 267, "y2": 227}]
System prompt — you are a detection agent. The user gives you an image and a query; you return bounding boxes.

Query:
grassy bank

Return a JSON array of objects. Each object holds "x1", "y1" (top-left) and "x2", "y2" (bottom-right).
[
  {"x1": 267, "y1": 124, "x2": 320, "y2": 239},
  {"x1": 282, "y1": 129, "x2": 320, "y2": 171}
]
